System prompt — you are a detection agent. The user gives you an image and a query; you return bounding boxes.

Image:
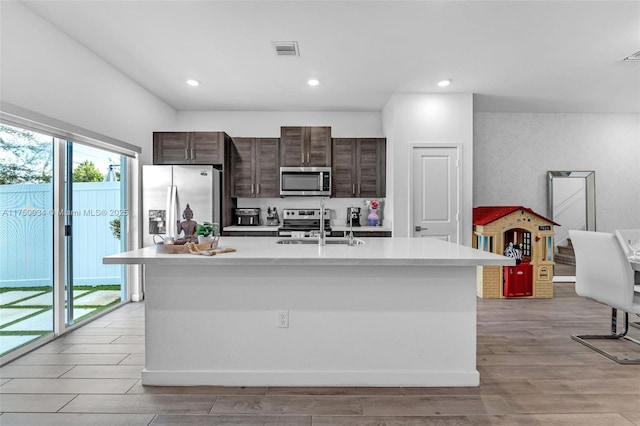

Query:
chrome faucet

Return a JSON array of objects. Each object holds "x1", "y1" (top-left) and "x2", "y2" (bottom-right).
[
  {"x1": 348, "y1": 206, "x2": 355, "y2": 246},
  {"x1": 319, "y1": 198, "x2": 326, "y2": 246}
]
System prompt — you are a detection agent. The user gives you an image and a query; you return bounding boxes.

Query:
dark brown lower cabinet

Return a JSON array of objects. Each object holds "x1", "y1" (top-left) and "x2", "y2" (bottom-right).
[{"x1": 334, "y1": 231, "x2": 392, "y2": 238}]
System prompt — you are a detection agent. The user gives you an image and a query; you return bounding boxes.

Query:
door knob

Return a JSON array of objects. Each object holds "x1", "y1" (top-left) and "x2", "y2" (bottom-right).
[{"x1": 415, "y1": 226, "x2": 427, "y2": 232}]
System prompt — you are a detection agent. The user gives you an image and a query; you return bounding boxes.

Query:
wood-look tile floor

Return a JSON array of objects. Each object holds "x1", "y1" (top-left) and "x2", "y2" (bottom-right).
[{"x1": 1, "y1": 282, "x2": 640, "y2": 425}]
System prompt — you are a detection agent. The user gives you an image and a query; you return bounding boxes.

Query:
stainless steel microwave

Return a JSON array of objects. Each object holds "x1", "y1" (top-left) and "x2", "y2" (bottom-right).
[{"x1": 280, "y1": 167, "x2": 331, "y2": 196}]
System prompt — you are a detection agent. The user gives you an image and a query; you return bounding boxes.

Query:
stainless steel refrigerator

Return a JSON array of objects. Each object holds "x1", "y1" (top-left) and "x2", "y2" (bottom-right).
[{"x1": 142, "y1": 165, "x2": 221, "y2": 247}]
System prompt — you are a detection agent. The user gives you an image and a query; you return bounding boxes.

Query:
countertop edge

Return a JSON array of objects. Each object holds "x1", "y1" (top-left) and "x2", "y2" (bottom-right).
[
  {"x1": 104, "y1": 237, "x2": 515, "y2": 267},
  {"x1": 104, "y1": 257, "x2": 512, "y2": 267}
]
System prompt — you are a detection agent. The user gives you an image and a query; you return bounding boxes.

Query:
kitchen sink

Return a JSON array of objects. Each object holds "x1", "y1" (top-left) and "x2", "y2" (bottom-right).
[{"x1": 276, "y1": 238, "x2": 366, "y2": 245}]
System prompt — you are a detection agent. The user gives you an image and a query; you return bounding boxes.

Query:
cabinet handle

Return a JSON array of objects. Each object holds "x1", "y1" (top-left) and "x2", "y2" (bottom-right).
[
  {"x1": 257, "y1": 184, "x2": 260, "y2": 195},
  {"x1": 184, "y1": 148, "x2": 189, "y2": 160},
  {"x1": 301, "y1": 149, "x2": 305, "y2": 165},
  {"x1": 307, "y1": 152, "x2": 310, "y2": 164},
  {"x1": 251, "y1": 184, "x2": 255, "y2": 194},
  {"x1": 352, "y1": 184, "x2": 355, "y2": 195}
]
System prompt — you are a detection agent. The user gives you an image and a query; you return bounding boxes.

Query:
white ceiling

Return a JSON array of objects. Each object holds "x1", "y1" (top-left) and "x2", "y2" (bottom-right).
[{"x1": 20, "y1": 0, "x2": 640, "y2": 113}]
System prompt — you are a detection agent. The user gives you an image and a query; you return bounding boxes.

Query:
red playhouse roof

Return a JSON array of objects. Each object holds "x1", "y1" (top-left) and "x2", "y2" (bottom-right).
[{"x1": 473, "y1": 206, "x2": 560, "y2": 226}]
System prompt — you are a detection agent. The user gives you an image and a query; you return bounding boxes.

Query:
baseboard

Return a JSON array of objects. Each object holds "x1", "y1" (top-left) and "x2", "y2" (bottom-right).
[
  {"x1": 553, "y1": 275, "x2": 575, "y2": 282},
  {"x1": 141, "y1": 369, "x2": 480, "y2": 387}
]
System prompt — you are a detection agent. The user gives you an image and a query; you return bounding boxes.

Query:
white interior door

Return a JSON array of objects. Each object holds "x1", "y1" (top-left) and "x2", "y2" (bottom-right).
[{"x1": 412, "y1": 146, "x2": 460, "y2": 242}]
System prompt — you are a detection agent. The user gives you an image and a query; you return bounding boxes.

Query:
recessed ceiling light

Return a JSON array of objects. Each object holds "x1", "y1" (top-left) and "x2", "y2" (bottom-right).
[
  {"x1": 186, "y1": 79, "x2": 200, "y2": 87},
  {"x1": 437, "y1": 79, "x2": 452, "y2": 87},
  {"x1": 308, "y1": 79, "x2": 320, "y2": 86}
]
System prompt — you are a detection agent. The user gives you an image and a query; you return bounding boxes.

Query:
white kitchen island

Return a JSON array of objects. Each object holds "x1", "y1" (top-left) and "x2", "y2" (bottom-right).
[{"x1": 104, "y1": 237, "x2": 513, "y2": 387}]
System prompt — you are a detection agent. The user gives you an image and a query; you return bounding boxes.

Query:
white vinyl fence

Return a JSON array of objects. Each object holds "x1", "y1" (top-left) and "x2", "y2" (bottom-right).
[{"x1": 0, "y1": 182, "x2": 123, "y2": 287}]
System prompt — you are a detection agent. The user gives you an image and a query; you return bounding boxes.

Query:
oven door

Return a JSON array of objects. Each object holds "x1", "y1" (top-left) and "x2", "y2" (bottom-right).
[{"x1": 280, "y1": 167, "x2": 331, "y2": 196}]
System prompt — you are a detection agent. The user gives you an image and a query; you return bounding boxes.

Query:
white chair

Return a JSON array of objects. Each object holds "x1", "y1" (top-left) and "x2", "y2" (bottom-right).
[{"x1": 569, "y1": 230, "x2": 640, "y2": 364}]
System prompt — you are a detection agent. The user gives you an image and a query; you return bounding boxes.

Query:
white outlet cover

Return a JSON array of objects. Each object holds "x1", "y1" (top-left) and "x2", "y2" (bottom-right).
[{"x1": 277, "y1": 310, "x2": 289, "y2": 328}]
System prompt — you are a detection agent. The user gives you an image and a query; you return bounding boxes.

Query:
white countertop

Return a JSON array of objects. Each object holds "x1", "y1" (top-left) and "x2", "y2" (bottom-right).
[
  {"x1": 104, "y1": 237, "x2": 514, "y2": 267},
  {"x1": 223, "y1": 225, "x2": 279, "y2": 232}
]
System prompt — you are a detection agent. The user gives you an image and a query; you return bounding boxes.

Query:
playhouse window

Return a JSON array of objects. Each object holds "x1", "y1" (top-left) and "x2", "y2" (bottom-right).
[
  {"x1": 483, "y1": 236, "x2": 493, "y2": 252},
  {"x1": 477, "y1": 235, "x2": 493, "y2": 252},
  {"x1": 544, "y1": 236, "x2": 554, "y2": 261},
  {"x1": 522, "y1": 232, "x2": 531, "y2": 257}
]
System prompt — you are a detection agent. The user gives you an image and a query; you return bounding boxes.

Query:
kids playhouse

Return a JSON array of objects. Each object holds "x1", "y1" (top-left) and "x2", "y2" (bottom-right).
[{"x1": 473, "y1": 206, "x2": 558, "y2": 299}]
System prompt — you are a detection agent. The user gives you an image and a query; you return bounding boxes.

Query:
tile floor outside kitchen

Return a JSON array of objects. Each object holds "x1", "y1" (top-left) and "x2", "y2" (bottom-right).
[{"x1": 0, "y1": 282, "x2": 639, "y2": 425}]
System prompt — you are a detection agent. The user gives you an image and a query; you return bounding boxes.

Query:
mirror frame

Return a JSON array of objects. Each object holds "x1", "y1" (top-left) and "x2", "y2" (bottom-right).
[{"x1": 547, "y1": 170, "x2": 596, "y2": 231}]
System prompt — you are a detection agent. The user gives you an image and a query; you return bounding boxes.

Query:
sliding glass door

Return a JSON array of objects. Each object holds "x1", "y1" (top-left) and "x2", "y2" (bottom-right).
[
  {"x1": 0, "y1": 124, "x2": 128, "y2": 359},
  {"x1": 0, "y1": 124, "x2": 55, "y2": 356},
  {"x1": 65, "y1": 142, "x2": 127, "y2": 325}
]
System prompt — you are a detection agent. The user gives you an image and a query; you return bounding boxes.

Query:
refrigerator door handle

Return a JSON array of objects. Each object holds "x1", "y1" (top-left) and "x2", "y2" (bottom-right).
[{"x1": 166, "y1": 186, "x2": 178, "y2": 239}]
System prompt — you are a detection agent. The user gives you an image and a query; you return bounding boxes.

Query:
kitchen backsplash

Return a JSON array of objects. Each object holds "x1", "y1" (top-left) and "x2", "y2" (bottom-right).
[{"x1": 236, "y1": 197, "x2": 386, "y2": 227}]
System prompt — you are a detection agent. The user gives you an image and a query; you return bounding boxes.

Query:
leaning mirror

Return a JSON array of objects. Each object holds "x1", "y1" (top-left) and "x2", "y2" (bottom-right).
[{"x1": 547, "y1": 171, "x2": 596, "y2": 276}]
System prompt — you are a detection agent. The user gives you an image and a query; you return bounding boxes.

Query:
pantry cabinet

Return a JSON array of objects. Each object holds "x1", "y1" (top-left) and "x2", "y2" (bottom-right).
[
  {"x1": 332, "y1": 138, "x2": 386, "y2": 198},
  {"x1": 231, "y1": 137, "x2": 279, "y2": 198},
  {"x1": 280, "y1": 126, "x2": 331, "y2": 167}
]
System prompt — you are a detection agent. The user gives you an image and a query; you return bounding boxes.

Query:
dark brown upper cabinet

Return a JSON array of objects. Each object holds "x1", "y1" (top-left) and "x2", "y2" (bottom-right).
[
  {"x1": 153, "y1": 132, "x2": 230, "y2": 165},
  {"x1": 152, "y1": 131, "x2": 235, "y2": 228},
  {"x1": 332, "y1": 138, "x2": 386, "y2": 198},
  {"x1": 231, "y1": 137, "x2": 279, "y2": 198},
  {"x1": 280, "y1": 126, "x2": 331, "y2": 167}
]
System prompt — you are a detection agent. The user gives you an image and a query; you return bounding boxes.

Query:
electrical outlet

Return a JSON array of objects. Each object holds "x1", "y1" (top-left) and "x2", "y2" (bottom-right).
[{"x1": 277, "y1": 310, "x2": 289, "y2": 328}]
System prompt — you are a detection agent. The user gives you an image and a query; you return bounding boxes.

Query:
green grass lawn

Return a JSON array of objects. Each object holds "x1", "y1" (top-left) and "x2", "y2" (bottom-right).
[{"x1": 0, "y1": 284, "x2": 122, "y2": 356}]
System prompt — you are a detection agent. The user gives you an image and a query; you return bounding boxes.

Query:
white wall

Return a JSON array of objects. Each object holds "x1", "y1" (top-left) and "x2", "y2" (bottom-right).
[
  {"x1": 474, "y1": 113, "x2": 640, "y2": 232},
  {"x1": 382, "y1": 93, "x2": 474, "y2": 244},
  {"x1": 0, "y1": 2, "x2": 177, "y2": 302},
  {"x1": 0, "y1": 1, "x2": 176, "y2": 165}
]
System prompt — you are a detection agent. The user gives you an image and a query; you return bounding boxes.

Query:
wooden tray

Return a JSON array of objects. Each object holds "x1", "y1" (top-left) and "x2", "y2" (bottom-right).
[{"x1": 155, "y1": 241, "x2": 218, "y2": 254}]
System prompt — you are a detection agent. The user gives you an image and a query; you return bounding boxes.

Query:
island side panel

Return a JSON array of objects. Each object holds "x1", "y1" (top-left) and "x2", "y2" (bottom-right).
[{"x1": 143, "y1": 264, "x2": 478, "y2": 387}]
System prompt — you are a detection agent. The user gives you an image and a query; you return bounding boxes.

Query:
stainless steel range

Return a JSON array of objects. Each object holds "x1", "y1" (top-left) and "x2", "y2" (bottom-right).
[{"x1": 278, "y1": 208, "x2": 331, "y2": 237}]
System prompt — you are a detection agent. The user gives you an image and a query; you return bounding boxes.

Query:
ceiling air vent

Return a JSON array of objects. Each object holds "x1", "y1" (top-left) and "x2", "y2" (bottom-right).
[
  {"x1": 272, "y1": 41, "x2": 299, "y2": 57},
  {"x1": 622, "y1": 50, "x2": 640, "y2": 61}
]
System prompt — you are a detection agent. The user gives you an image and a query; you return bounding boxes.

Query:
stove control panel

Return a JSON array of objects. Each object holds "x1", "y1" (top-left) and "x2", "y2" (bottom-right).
[{"x1": 282, "y1": 209, "x2": 331, "y2": 219}]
